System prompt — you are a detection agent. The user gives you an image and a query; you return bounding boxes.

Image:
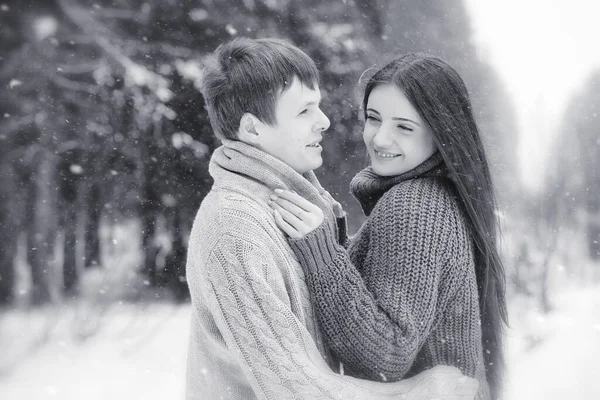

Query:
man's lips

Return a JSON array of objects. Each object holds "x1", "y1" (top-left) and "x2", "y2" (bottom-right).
[{"x1": 307, "y1": 139, "x2": 322, "y2": 148}]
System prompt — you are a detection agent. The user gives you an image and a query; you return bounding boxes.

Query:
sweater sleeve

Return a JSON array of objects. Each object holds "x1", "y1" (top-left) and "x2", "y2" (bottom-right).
[
  {"x1": 289, "y1": 178, "x2": 469, "y2": 382},
  {"x1": 198, "y1": 209, "x2": 477, "y2": 400},
  {"x1": 336, "y1": 215, "x2": 351, "y2": 248}
]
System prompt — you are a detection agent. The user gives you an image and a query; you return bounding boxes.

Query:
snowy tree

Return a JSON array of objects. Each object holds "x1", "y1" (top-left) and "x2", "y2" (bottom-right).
[{"x1": 0, "y1": 0, "x2": 519, "y2": 304}]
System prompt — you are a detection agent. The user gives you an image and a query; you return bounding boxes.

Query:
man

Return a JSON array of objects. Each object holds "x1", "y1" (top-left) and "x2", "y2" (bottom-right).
[{"x1": 185, "y1": 37, "x2": 477, "y2": 399}]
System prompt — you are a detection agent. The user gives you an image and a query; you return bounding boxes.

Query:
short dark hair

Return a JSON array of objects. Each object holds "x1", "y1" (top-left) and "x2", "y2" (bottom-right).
[{"x1": 200, "y1": 37, "x2": 320, "y2": 140}]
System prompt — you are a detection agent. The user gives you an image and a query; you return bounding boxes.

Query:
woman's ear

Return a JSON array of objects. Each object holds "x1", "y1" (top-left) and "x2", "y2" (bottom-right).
[{"x1": 237, "y1": 113, "x2": 260, "y2": 144}]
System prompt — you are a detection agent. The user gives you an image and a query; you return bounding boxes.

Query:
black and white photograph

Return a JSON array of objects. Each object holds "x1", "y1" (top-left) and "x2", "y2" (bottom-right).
[{"x1": 0, "y1": 0, "x2": 599, "y2": 399}]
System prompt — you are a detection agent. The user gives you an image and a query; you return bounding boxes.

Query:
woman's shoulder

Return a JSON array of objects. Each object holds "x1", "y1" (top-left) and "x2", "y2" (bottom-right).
[
  {"x1": 372, "y1": 177, "x2": 466, "y2": 233},
  {"x1": 383, "y1": 176, "x2": 459, "y2": 210}
]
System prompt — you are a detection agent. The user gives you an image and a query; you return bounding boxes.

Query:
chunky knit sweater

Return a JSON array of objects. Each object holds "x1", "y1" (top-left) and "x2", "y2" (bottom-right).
[
  {"x1": 185, "y1": 141, "x2": 478, "y2": 399},
  {"x1": 290, "y1": 153, "x2": 491, "y2": 400}
]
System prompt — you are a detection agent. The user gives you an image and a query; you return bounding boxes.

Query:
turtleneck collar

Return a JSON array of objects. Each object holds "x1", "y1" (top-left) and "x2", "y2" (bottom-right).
[
  {"x1": 209, "y1": 138, "x2": 333, "y2": 216},
  {"x1": 350, "y1": 152, "x2": 447, "y2": 216}
]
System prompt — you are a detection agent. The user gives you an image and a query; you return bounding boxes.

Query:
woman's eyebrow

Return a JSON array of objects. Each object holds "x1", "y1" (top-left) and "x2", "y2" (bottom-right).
[{"x1": 392, "y1": 117, "x2": 420, "y2": 126}]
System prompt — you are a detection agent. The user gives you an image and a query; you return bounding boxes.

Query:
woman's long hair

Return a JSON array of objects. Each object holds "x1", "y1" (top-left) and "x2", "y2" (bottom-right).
[{"x1": 362, "y1": 53, "x2": 508, "y2": 399}]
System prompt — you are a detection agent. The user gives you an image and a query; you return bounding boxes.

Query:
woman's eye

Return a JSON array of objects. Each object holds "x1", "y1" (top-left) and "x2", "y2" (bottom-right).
[
  {"x1": 398, "y1": 125, "x2": 413, "y2": 132},
  {"x1": 299, "y1": 109, "x2": 308, "y2": 115},
  {"x1": 366, "y1": 115, "x2": 380, "y2": 122}
]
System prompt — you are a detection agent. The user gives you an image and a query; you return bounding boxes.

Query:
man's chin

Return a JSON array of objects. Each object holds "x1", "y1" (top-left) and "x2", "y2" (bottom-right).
[
  {"x1": 311, "y1": 158, "x2": 324, "y2": 172},
  {"x1": 295, "y1": 159, "x2": 322, "y2": 175}
]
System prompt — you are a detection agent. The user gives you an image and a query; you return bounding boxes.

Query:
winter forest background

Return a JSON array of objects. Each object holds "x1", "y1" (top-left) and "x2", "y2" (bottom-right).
[{"x1": 0, "y1": 0, "x2": 599, "y2": 399}]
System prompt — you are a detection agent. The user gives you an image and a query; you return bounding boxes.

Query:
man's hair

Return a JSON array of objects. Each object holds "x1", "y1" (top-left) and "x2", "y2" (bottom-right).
[{"x1": 200, "y1": 37, "x2": 320, "y2": 140}]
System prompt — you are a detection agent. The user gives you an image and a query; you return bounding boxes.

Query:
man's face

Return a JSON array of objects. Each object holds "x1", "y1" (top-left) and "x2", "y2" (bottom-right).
[{"x1": 254, "y1": 77, "x2": 330, "y2": 174}]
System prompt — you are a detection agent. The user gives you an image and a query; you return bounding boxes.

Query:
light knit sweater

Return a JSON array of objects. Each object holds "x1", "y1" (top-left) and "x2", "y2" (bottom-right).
[
  {"x1": 185, "y1": 140, "x2": 478, "y2": 399},
  {"x1": 289, "y1": 153, "x2": 491, "y2": 400}
]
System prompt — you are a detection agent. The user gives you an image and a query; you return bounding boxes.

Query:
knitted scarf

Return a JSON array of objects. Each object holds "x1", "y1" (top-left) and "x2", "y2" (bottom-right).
[
  {"x1": 350, "y1": 152, "x2": 447, "y2": 216},
  {"x1": 211, "y1": 138, "x2": 340, "y2": 236}
]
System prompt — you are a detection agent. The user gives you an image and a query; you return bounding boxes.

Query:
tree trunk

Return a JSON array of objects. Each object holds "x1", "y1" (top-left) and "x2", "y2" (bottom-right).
[
  {"x1": 0, "y1": 222, "x2": 17, "y2": 305},
  {"x1": 139, "y1": 120, "x2": 160, "y2": 286},
  {"x1": 0, "y1": 165, "x2": 18, "y2": 305},
  {"x1": 58, "y1": 155, "x2": 82, "y2": 295},
  {"x1": 27, "y1": 152, "x2": 59, "y2": 305},
  {"x1": 62, "y1": 204, "x2": 79, "y2": 294},
  {"x1": 141, "y1": 193, "x2": 158, "y2": 286},
  {"x1": 587, "y1": 220, "x2": 600, "y2": 262},
  {"x1": 164, "y1": 208, "x2": 189, "y2": 301},
  {"x1": 84, "y1": 183, "x2": 102, "y2": 268},
  {"x1": 539, "y1": 252, "x2": 553, "y2": 314}
]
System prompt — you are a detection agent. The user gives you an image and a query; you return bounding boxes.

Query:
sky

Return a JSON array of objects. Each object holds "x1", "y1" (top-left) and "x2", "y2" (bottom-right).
[{"x1": 464, "y1": 0, "x2": 600, "y2": 191}]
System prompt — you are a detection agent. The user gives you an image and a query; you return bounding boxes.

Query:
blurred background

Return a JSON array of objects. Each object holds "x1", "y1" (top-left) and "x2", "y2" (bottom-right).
[{"x1": 0, "y1": 0, "x2": 598, "y2": 398}]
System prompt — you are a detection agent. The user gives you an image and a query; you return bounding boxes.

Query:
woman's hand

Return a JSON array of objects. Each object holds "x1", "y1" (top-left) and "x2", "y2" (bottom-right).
[{"x1": 268, "y1": 189, "x2": 324, "y2": 239}]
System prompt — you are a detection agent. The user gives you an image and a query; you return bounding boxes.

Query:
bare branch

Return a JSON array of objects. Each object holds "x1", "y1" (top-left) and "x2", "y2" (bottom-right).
[
  {"x1": 90, "y1": 7, "x2": 138, "y2": 20},
  {"x1": 0, "y1": 114, "x2": 36, "y2": 135},
  {"x1": 45, "y1": 71, "x2": 99, "y2": 94},
  {"x1": 56, "y1": 62, "x2": 102, "y2": 74},
  {"x1": 57, "y1": 0, "x2": 172, "y2": 101},
  {"x1": 114, "y1": 37, "x2": 193, "y2": 58}
]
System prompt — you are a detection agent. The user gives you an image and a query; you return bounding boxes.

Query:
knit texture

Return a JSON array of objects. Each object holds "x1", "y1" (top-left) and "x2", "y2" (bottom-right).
[
  {"x1": 289, "y1": 152, "x2": 491, "y2": 400},
  {"x1": 185, "y1": 140, "x2": 479, "y2": 399}
]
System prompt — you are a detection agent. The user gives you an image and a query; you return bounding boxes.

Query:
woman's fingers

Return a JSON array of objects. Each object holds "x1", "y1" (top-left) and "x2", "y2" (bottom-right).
[
  {"x1": 269, "y1": 189, "x2": 325, "y2": 238},
  {"x1": 274, "y1": 189, "x2": 321, "y2": 213},
  {"x1": 272, "y1": 209, "x2": 302, "y2": 239},
  {"x1": 269, "y1": 195, "x2": 305, "y2": 219},
  {"x1": 270, "y1": 200, "x2": 300, "y2": 225},
  {"x1": 269, "y1": 197, "x2": 322, "y2": 238}
]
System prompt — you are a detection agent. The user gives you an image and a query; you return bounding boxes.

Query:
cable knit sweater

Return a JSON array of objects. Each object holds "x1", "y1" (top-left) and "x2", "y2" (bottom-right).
[
  {"x1": 185, "y1": 141, "x2": 478, "y2": 399},
  {"x1": 289, "y1": 153, "x2": 491, "y2": 400}
]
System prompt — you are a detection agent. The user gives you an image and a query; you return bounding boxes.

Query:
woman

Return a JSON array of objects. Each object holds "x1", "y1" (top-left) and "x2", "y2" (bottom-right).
[{"x1": 268, "y1": 53, "x2": 508, "y2": 400}]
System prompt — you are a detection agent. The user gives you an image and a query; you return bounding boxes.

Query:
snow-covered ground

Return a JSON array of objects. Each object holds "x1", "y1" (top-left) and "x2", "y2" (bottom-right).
[
  {"x1": 504, "y1": 285, "x2": 600, "y2": 399},
  {"x1": 0, "y1": 302, "x2": 190, "y2": 399},
  {"x1": 1, "y1": 286, "x2": 599, "y2": 399}
]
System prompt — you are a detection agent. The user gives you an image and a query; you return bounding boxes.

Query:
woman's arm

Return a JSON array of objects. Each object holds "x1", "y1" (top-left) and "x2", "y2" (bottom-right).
[{"x1": 273, "y1": 179, "x2": 469, "y2": 381}]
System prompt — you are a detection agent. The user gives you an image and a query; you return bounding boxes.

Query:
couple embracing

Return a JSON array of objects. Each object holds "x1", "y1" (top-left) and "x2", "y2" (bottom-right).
[{"x1": 185, "y1": 37, "x2": 507, "y2": 400}]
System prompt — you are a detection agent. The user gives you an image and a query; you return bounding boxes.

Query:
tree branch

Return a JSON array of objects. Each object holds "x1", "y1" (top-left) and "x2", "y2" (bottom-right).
[{"x1": 57, "y1": 0, "x2": 172, "y2": 101}]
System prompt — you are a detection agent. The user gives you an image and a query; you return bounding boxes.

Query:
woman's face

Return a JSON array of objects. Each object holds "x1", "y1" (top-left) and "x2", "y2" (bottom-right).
[{"x1": 363, "y1": 84, "x2": 437, "y2": 176}]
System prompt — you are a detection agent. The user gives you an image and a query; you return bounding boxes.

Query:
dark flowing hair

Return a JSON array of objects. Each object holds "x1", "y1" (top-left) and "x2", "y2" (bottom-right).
[{"x1": 361, "y1": 53, "x2": 508, "y2": 399}]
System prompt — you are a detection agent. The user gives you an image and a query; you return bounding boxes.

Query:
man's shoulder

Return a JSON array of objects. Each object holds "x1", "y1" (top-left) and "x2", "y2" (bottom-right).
[
  {"x1": 200, "y1": 186, "x2": 268, "y2": 219},
  {"x1": 193, "y1": 186, "x2": 275, "y2": 243}
]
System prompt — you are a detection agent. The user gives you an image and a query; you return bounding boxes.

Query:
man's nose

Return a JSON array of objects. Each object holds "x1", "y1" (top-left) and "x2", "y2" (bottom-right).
[{"x1": 315, "y1": 108, "x2": 330, "y2": 132}]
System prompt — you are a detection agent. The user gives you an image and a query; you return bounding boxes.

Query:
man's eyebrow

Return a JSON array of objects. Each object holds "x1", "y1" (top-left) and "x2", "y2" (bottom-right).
[{"x1": 300, "y1": 99, "x2": 321, "y2": 108}]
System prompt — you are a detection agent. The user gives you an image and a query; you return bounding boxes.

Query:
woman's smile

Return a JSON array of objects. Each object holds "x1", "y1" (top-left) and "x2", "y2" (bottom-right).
[{"x1": 373, "y1": 148, "x2": 403, "y2": 159}]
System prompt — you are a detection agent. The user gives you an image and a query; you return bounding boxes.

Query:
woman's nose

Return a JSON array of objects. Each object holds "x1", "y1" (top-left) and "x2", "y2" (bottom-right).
[{"x1": 372, "y1": 126, "x2": 393, "y2": 147}]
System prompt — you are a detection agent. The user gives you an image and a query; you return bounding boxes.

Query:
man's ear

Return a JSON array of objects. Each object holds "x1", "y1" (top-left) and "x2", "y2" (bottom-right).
[{"x1": 237, "y1": 113, "x2": 260, "y2": 144}]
